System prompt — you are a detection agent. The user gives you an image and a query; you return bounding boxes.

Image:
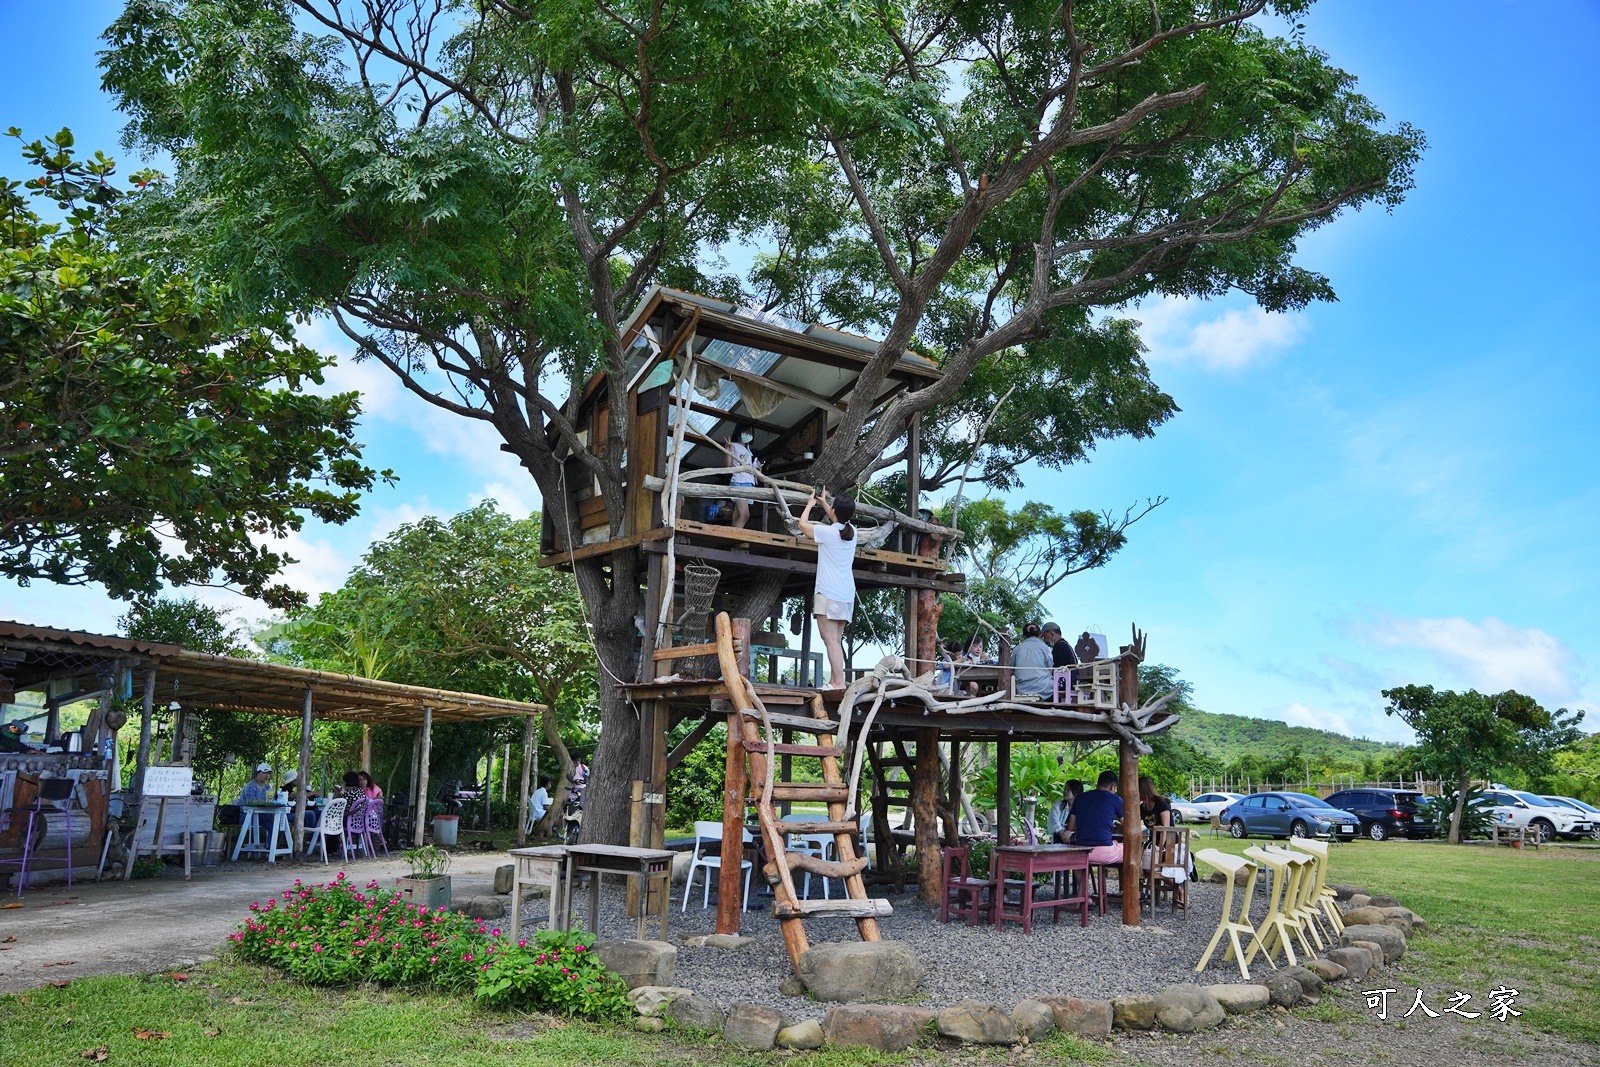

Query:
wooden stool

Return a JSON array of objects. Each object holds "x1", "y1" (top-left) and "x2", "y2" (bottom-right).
[
  {"x1": 507, "y1": 845, "x2": 570, "y2": 943},
  {"x1": 1194, "y1": 849, "x2": 1272, "y2": 981}
]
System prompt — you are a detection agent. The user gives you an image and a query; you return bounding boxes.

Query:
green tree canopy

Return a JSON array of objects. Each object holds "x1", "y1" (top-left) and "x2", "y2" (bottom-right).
[
  {"x1": 101, "y1": 0, "x2": 1423, "y2": 842},
  {"x1": 1, "y1": 130, "x2": 386, "y2": 608},
  {"x1": 1383, "y1": 684, "x2": 1583, "y2": 843}
]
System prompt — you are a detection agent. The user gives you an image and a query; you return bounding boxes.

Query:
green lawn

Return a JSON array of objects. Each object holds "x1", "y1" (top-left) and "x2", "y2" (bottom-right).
[{"x1": 1193, "y1": 836, "x2": 1600, "y2": 1042}]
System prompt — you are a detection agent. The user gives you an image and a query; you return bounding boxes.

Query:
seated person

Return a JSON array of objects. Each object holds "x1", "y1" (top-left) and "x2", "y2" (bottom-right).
[
  {"x1": 237, "y1": 762, "x2": 273, "y2": 804},
  {"x1": 1012, "y1": 622, "x2": 1055, "y2": 698},
  {"x1": 338, "y1": 771, "x2": 365, "y2": 805},
  {"x1": 283, "y1": 771, "x2": 319, "y2": 804},
  {"x1": 359, "y1": 770, "x2": 383, "y2": 800},
  {"x1": 1046, "y1": 779, "x2": 1085, "y2": 843},
  {"x1": 935, "y1": 638, "x2": 963, "y2": 690},
  {"x1": 1067, "y1": 770, "x2": 1125, "y2": 867},
  {"x1": 1045, "y1": 621, "x2": 1076, "y2": 667},
  {"x1": 528, "y1": 775, "x2": 552, "y2": 830}
]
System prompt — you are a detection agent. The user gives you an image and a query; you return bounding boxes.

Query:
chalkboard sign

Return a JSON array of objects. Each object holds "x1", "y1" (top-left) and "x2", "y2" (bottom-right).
[{"x1": 143, "y1": 765, "x2": 194, "y2": 797}]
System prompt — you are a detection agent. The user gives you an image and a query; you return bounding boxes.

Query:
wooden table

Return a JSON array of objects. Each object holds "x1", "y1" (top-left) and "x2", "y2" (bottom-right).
[
  {"x1": 562, "y1": 843, "x2": 674, "y2": 940},
  {"x1": 991, "y1": 844, "x2": 1093, "y2": 932},
  {"x1": 507, "y1": 845, "x2": 570, "y2": 943}
]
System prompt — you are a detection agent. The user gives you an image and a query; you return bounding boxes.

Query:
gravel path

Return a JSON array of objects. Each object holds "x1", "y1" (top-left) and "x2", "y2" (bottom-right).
[{"x1": 518, "y1": 874, "x2": 1301, "y2": 1019}]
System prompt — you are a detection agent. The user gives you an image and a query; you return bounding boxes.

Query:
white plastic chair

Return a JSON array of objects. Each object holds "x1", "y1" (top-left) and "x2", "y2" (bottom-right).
[
  {"x1": 682, "y1": 820, "x2": 752, "y2": 911},
  {"x1": 795, "y1": 833, "x2": 836, "y2": 899},
  {"x1": 306, "y1": 797, "x2": 349, "y2": 864}
]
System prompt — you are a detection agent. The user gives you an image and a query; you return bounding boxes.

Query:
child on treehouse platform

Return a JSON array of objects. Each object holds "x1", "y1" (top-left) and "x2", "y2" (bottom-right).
[{"x1": 798, "y1": 487, "x2": 858, "y2": 689}]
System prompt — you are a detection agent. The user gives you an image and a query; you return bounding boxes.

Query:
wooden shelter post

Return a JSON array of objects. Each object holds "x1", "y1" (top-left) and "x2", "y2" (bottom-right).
[
  {"x1": 409, "y1": 726, "x2": 422, "y2": 829},
  {"x1": 1119, "y1": 648, "x2": 1143, "y2": 926},
  {"x1": 414, "y1": 706, "x2": 434, "y2": 847},
  {"x1": 134, "y1": 667, "x2": 156, "y2": 801},
  {"x1": 995, "y1": 737, "x2": 1012, "y2": 845},
  {"x1": 361, "y1": 725, "x2": 373, "y2": 773},
  {"x1": 913, "y1": 727, "x2": 941, "y2": 903},
  {"x1": 716, "y1": 619, "x2": 754, "y2": 933},
  {"x1": 517, "y1": 713, "x2": 535, "y2": 846},
  {"x1": 292, "y1": 685, "x2": 314, "y2": 856}
]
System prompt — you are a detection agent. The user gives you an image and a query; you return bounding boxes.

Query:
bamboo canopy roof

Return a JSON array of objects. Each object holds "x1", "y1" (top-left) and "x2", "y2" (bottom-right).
[{"x1": 0, "y1": 620, "x2": 543, "y2": 726}]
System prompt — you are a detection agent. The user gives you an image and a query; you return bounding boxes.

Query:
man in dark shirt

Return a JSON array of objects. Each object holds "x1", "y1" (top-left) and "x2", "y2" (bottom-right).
[
  {"x1": 1043, "y1": 622, "x2": 1077, "y2": 668},
  {"x1": 1068, "y1": 769, "x2": 1125, "y2": 865}
]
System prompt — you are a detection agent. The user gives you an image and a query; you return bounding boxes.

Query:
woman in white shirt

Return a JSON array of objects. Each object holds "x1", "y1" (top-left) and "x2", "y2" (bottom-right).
[
  {"x1": 798, "y1": 488, "x2": 858, "y2": 687},
  {"x1": 724, "y1": 424, "x2": 759, "y2": 529}
]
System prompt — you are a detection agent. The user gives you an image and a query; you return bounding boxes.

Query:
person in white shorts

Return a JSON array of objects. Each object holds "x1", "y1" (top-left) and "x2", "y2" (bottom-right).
[
  {"x1": 798, "y1": 487, "x2": 858, "y2": 687},
  {"x1": 725, "y1": 423, "x2": 759, "y2": 528}
]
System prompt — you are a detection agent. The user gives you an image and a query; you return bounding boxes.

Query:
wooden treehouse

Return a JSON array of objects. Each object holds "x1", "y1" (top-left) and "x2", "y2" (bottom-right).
[{"x1": 540, "y1": 287, "x2": 1180, "y2": 971}]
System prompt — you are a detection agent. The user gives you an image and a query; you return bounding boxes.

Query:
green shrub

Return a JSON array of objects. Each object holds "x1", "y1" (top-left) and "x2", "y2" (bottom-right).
[
  {"x1": 228, "y1": 873, "x2": 629, "y2": 1019},
  {"x1": 666, "y1": 724, "x2": 726, "y2": 829}
]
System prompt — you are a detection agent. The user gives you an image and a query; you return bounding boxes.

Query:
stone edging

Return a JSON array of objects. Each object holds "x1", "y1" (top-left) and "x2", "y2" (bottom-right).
[{"x1": 609, "y1": 882, "x2": 1427, "y2": 1052}]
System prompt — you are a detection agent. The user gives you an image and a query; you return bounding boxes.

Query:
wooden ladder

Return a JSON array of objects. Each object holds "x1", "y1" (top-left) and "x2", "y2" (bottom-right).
[{"x1": 714, "y1": 613, "x2": 888, "y2": 972}]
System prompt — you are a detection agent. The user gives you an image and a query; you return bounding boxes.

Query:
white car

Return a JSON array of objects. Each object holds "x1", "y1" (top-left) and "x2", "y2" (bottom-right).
[
  {"x1": 1541, "y1": 796, "x2": 1600, "y2": 841},
  {"x1": 1186, "y1": 792, "x2": 1245, "y2": 821},
  {"x1": 1167, "y1": 795, "x2": 1207, "y2": 823},
  {"x1": 1482, "y1": 789, "x2": 1593, "y2": 842}
]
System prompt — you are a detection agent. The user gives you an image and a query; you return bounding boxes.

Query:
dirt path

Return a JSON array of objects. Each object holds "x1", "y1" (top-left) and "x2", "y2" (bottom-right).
[{"x1": 0, "y1": 853, "x2": 511, "y2": 994}]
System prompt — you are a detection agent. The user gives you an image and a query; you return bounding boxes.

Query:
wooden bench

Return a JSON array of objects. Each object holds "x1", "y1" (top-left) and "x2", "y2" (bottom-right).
[{"x1": 1491, "y1": 825, "x2": 1536, "y2": 848}]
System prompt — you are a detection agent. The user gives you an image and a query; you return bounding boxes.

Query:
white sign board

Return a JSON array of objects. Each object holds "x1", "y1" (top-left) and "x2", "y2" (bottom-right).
[{"x1": 143, "y1": 765, "x2": 194, "y2": 797}]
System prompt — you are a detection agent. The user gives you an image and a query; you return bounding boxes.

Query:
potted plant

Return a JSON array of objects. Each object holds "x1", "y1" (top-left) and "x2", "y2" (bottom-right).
[{"x1": 396, "y1": 844, "x2": 453, "y2": 909}]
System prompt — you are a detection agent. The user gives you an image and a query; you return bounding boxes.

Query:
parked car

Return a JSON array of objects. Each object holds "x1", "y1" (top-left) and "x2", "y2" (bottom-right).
[
  {"x1": 1187, "y1": 792, "x2": 1245, "y2": 820},
  {"x1": 1222, "y1": 792, "x2": 1362, "y2": 841},
  {"x1": 1168, "y1": 795, "x2": 1207, "y2": 823},
  {"x1": 1323, "y1": 788, "x2": 1436, "y2": 841},
  {"x1": 1542, "y1": 796, "x2": 1600, "y2": 840},
  {"x1": 1481, "y1": 789, "x2": 1593, "y2": 842}
]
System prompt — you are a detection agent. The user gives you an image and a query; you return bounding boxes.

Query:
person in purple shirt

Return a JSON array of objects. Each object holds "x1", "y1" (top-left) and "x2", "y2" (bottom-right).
[{"x1": 1067, "y1": 769, "x2": 1125, "y2": 866}]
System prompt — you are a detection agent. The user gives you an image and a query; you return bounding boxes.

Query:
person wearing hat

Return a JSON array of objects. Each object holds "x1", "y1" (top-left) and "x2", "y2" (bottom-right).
[
  {"x1": 238, "y1": 763, "x2": 273, "y2": 804},
  {"x1": 282, "y1": 770, "x2": 318, "y2": 804}
]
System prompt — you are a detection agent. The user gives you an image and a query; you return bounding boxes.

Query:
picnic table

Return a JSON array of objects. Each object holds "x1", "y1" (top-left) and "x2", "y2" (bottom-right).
[{"x1": 991, "y1": 843, "x2": 1093, "y2": 932}]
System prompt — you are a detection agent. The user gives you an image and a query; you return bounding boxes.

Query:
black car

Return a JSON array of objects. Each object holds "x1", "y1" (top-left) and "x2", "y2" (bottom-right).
[{"x1": 1323, "y1": 788, "x2": 1434, "y2": 841}]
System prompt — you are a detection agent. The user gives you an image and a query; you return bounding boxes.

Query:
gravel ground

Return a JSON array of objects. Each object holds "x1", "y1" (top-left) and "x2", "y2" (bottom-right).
[{"x1": 518, "y1": 873, "x2": 1311, "y2": 1019}]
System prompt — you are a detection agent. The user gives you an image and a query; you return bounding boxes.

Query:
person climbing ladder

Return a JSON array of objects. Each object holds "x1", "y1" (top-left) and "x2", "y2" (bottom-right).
[{"x1": 798, "y1": 487, "x2": 857, "y2": 688}]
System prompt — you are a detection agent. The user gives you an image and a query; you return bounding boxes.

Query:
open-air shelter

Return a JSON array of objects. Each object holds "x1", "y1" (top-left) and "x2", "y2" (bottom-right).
[{"x1": 0, "y1": 620, "x2": 545, "y2": 879}]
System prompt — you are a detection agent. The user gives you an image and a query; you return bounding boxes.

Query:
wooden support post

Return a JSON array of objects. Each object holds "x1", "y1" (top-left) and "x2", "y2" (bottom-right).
[
  {"x1": 361, "y1": 724, "x2": 373, "y2": 773},
  {"x1": 996, "y1": 737, "x2": 1012, "y2": 846},
  {"x1": 798, "y1": 614, "x2": 813, "y2": 686},
  {"x1": 639, "y1": 553, "x2": 663, "y2": 681},
  {"x1": 414, "y1": 707, "x2": 433, "y2": 848},
  {"x1": 904, "y1": 420, "x2": 921, "y2": 665},
  {"x1": 946, "y1": 738, "x2": 962, "y2": 846},
  {"x1": 1119, "y1": 649, "x2": 1143, "y2": 926},
  {"x1": 627, "y1": 780, "x2": 647, "y2": 918},
  {"x1": 134, "y1": 668, "x2": 156, "y2": 802},
  {"x1": 517, "y1": 714, "x2": 535, "y2": 847},
  {"x1": 870, "y1": 743, "x2": 894, "y2": 886},
  {"x1": 716, "y1": 700, "x2": 746, "y2": 935},
  {"x1": 292, "y1": 686, "x2": 313, "y2": 856},
  {"x1": 913, "y1": 728, "x2": 941, "y2": 904},
  {"x1": 1120, "y1": 739, "x2": 1141, "y2": 927},
  {"x1": 409, "y1": 726, "x2": 422, "y2": 832}
]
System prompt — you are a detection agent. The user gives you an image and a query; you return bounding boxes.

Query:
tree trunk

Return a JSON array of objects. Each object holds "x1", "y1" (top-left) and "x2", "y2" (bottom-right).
[
  {"x1": 535, "y1": 700, "x2": 575, "y2": 838},
  {"x1": 566, "y1": 548, "x2": 642, "y2": 845},
  {"x1": 1449, "y1": 771, "x2": 1470, "y2": 845}
]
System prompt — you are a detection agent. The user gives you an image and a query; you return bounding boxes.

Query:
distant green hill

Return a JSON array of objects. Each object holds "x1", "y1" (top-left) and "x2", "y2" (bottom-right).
[{"x1": 1172, "y1": 708, "x2": 1402, "y2": 765}]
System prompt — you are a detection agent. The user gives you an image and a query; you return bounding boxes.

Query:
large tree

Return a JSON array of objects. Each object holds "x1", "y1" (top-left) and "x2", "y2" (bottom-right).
[
  {"x1": 0, "y1": 129, "x2": 384, "y2": 608},
  {"x1": 1383, "y1": 684, "x2": 1583, "y2": 844},
  {"x1": 102, "y1": 0, "x2": 1422, "y2": 842}
]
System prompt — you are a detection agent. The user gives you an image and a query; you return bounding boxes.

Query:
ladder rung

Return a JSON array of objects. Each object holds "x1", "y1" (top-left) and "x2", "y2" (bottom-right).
[
  {"x1": 740, "y1": 740, "x2": 841, "y2": 758},
  {"x1": 739, "y1": 709, "x2": 839, "y2": 733},
  {"x1": 766, "y1": 853, "x2": 869, "y2": 881},
  {"x1": 773, "y1": 898, "x2": 894, "y2": 919},
  {"x1": 768, "y1": 783, "x2": 848, "y2": 802}
]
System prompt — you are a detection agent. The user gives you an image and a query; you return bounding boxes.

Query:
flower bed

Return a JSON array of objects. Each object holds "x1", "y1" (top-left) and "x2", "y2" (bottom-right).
[{"x1": 228, "y1": 873, "x2": 629, "y2": 1020}]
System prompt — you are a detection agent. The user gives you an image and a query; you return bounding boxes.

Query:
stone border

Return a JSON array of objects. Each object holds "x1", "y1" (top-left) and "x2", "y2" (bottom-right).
[{"x1": 610, "y1": 882, "x2": 1428, "y2": 1052}]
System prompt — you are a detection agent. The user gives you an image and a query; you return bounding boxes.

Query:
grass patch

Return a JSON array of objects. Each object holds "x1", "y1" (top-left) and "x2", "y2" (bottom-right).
[{"x1": 1195, "y1": 837, "x2": 1600, "y2": 1042}]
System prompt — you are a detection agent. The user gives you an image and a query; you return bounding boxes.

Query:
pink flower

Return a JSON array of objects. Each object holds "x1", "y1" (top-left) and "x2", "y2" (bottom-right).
[
  {"x1": 429, "y1": 956, "x2": 438, "y2": 963},
  {"x1": 463, "y1": 953, "x2": 474, "y2": 962},
  {"x1": 491, "y1": 928, "x2": 501, "y2": 937},
  {"x1": 517, "y1": 940, "x2": 527, "y2": 948}
]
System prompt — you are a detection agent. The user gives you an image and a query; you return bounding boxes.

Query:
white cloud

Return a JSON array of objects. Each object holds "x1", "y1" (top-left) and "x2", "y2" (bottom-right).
[
  {"x1": 1132, "y1": 295, "x2": 1309, "y2": 371},
  {"x1": 471, "y1": 481, "x2": 541, "y2": 519},
  {"x1": 1273, "y1": 700, "x2": 1355, "y2": 737},
  {"x1": 1358, "y1": 613, "x2": 1578, "y2": 701},
  {"x1": 262, "y1": 529, "x2": 352, "y2": 603}
]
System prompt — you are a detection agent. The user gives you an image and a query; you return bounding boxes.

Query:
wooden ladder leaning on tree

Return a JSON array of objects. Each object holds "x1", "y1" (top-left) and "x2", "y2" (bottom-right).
[{"x1": 713, "y1": 612, "x2": 890, "y2": 973}]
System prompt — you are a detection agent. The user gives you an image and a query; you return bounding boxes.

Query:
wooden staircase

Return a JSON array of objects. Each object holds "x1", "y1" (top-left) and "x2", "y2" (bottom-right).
[{"x1": 714, "y1": 613, "x2": 888, "y2": 971}]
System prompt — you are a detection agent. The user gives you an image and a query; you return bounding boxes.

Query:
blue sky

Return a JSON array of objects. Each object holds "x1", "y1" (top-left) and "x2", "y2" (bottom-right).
[{"x1": 2, "y1": 3, "x2": 1596, "y2": 743}]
